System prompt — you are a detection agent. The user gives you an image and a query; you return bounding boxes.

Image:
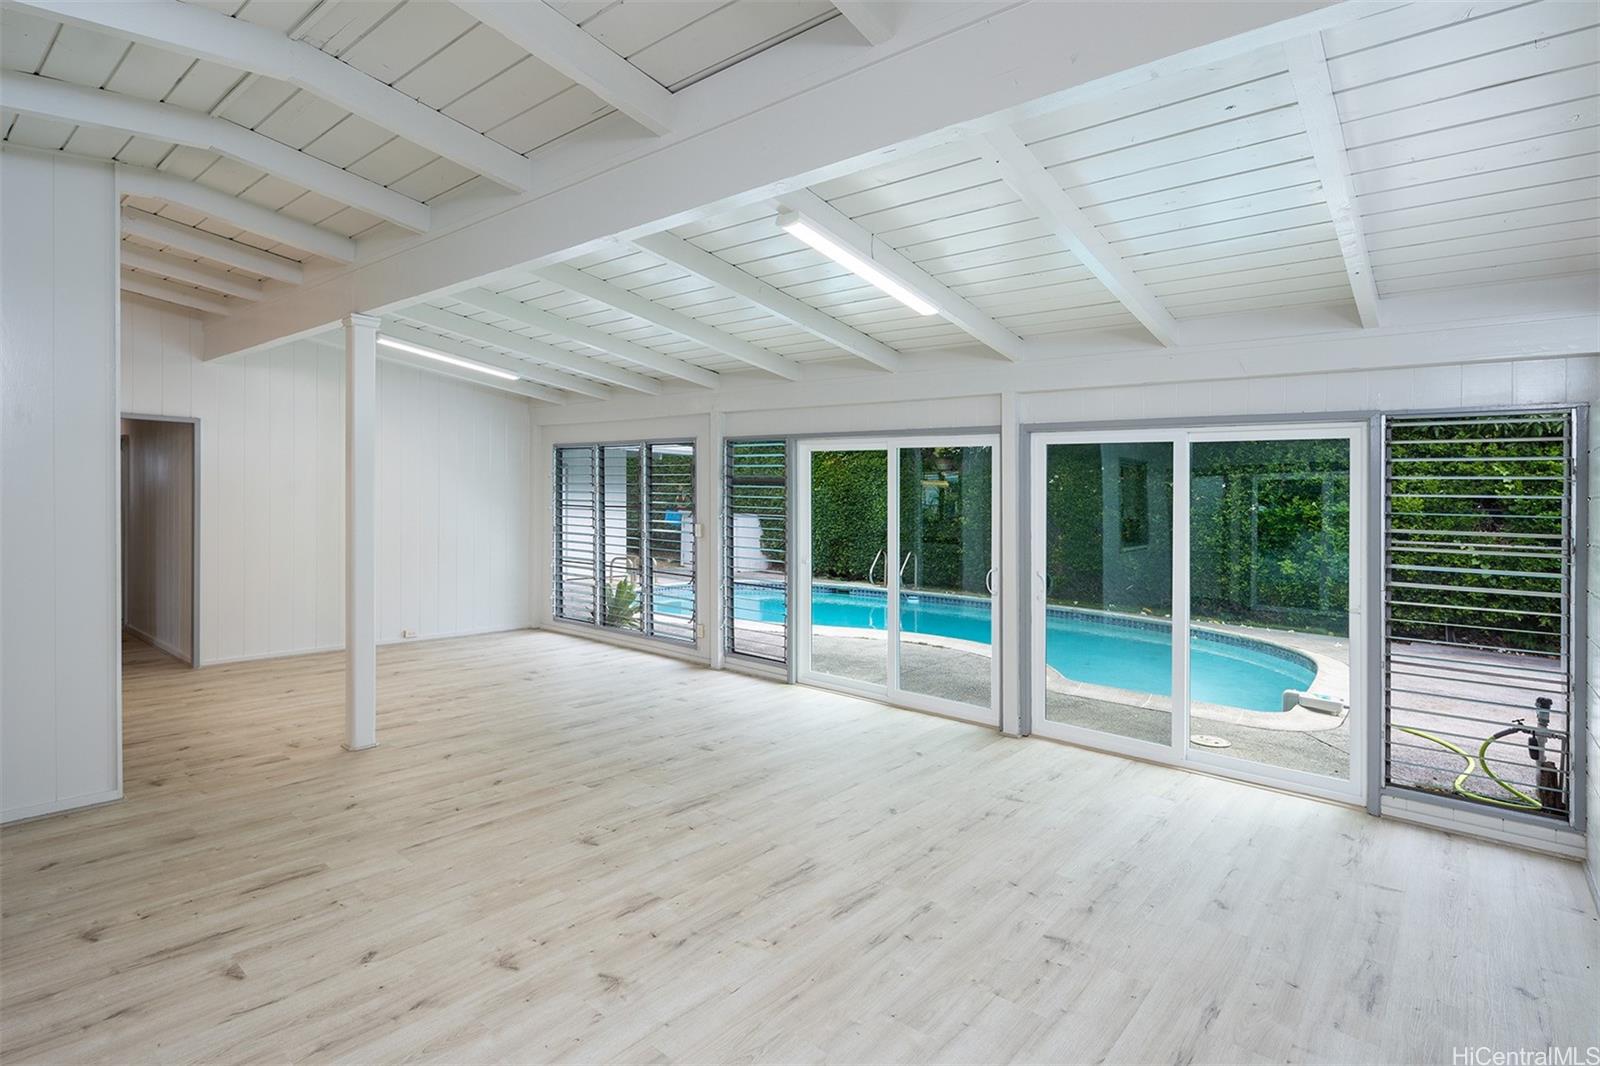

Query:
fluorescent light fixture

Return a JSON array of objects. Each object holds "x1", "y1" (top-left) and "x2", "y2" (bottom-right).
[
  {"x1": 377, "y1": 335, "x2": 521, "y2": 381},
  {"x1": 777, "y1": 209, "x2": 939, "y2": 316}
]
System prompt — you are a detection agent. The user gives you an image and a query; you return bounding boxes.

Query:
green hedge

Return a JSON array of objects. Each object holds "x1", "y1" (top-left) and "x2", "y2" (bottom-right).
[
  {"x1": 808, "y1": 447, "x2": 991, "y2": 592},
  {"x1": 796, "y1": 422, "x2": 1563, "y2": 648}
]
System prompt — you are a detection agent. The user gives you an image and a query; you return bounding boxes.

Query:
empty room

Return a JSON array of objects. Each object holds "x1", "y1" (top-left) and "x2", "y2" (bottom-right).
[{"x1": 1, "y1": 0, "x2": 1597, "y2": 1063}]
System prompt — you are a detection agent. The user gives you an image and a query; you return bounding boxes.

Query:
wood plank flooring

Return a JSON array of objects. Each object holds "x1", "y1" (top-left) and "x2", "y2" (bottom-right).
[{"x1": 2, "y1": 631, "x2": 1595, "y2": 1063}]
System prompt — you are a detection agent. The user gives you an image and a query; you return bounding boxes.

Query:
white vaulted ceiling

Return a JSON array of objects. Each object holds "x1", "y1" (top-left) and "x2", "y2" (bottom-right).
[
  {"x1": 1, "y1": 0, "x2": 1594, "y2": 401},
  {"x1": 374, "y1": 1, "x2": 1598, "y2": 403},
  {"x1": 0, "y1": 0, "x2": 844, "y2": 313}
]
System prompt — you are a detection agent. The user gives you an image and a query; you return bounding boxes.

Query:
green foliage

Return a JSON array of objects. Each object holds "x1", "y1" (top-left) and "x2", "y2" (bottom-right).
[
  {"x1": 795, "y1": 420, "x2": 1567, "y2": 649},
  {"x1": 1385, "y1": 416, "x2": 1566, "y2": 654},
  {"x1": 606, "y1": 576, "x2": 640, "y2": 629},
  {"x1": 805, "y1": 447, "x2": 992, "y2": 592},
  {"x1": 809, "y1": 450, "x2": 887, "y2": 582},
  {"x1": 1189, "y1": 439, "x2": 1350, "y2": 634},
  {"x1": 1041, "y1": 440, "x2": 1351, "y2": 634}
]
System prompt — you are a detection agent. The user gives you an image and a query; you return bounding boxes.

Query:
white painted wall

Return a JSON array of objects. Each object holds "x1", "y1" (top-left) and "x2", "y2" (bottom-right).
[
  {"x1": 1, "y1": 150, "x2": 121, "y2": 822},
  {"x1": 121, "y1": 295, "x2": 534, "y2": 664},
  {"x1": 121, "y1": 417, "x2": 195, "y2": 663},
  {"x1": 1587, "y1": 374, "x2": 1599, "y2": 909}
]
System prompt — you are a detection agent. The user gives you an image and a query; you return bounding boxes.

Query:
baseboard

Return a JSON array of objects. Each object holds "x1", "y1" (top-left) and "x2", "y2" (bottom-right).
[
  {"x1": 200, "y1": 624, "x2": 534, "y2": 667},
  {"x1": 543, "y1": 620, "x2": 710, "y2": 665},
  {"x1": 203, "y1": 642, "x2": 344, "y2": 666},
  {"x1": 2, "y1": 787, "x2": 123, "y2": 825},
  {"x1": 1380, "y1": 794, "x2": 1586, "y2": 861},
  {"x1": 124, "y1": 624, "x2": 191, "y2": 664}
]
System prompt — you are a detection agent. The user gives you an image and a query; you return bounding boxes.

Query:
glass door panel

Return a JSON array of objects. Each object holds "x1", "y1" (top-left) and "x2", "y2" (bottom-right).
[
  {"x1": 1038, "y1": 441, "x2": 1175, "y2": 745},
  {"x1": 897, "y1": 445, "x2": 995, "y2": 710},
  {"x1": 1186, "y1": 436, "x2": 1354, "y2": 780},
  {"x1": 806, "y1": 447, "x2": 889, "y2": 688}
]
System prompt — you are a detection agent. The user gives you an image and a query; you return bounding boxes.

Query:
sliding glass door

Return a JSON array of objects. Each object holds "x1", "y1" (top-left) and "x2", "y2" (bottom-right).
[
  {"x1": 1030, "y1": 424, "x2": 1365, "y2": 801},
  {"x1": 797, "y1": 436, "x2": 998, "y2": 725},
  {"x1": 804, "y1": 444, "x2": 889, "y2": 689},
  {"x1": 1035, "y1": 435, "x2": 1178, "y2": 746}
]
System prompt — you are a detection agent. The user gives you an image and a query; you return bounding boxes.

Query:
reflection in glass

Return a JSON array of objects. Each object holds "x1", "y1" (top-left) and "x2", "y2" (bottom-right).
[
  {"x1": 1041, "y1": 442, "x2": 1175, "y2": 743},
  {"x1": 599, "y1": 444, "x2": 643, "y2": 632},
  {"x1": 1188, "y1": 438, "x2": 1351, "y2": 779},
  {"x1": 897, "y1": 446, "x2": 993, "y2": 709},
  {"x1": 809, "y1": 449, "x2": 888, "y2": 685}
]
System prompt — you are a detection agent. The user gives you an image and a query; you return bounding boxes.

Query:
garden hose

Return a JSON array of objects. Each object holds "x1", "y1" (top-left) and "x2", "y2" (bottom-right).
[{"x1": 1394, "y1": 726, "x2": 1542, "y2": 812}]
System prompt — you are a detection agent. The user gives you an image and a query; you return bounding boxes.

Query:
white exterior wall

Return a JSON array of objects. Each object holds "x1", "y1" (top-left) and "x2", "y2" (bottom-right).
[
  {"x1": 121, "y1": 295, "x2": 534, "y2": 664},
  {"x1": 0, "y1": 150, "x2": 121, "y2": 822}
]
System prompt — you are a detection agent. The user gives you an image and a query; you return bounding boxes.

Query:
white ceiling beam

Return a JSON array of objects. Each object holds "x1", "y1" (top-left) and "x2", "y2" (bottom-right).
[
  {"x1": 452, "y1": 0, "x2": 675, "y2": 135},
  {"x1": 121, "y1": 206, "x2": 303, "y2": 283},
  {"x1": 122, "y1": 244, "x2": 265, "y2": 300},
  {"x1": 206, "y1": 1, "x2": 1369, "y2": 358},
  {"x1": 11, "y1": 0, "x2": 536, "y2": 193},
  {"x1": 379, "y1": 319, "x2": 610, "y2": 401},
  {"x1": 538, "y1": 264, "x2": 804, "y2": 381},
  {"x1": 777, "y1": 188, "x2": 1031, "y2": 361},
  {"x1": 452, "y1": 287, "x2": 719, "y2": 388},
  {"x1": 1284, "y1": 33, "x2": 1382, "y2": 329},
  {"x1": 975, "y1": 129, "x2": 1182, "y2": 347},
  {"x1": 3, "y1": 71, "x2": 429, "y2": 232},
  {"x1": 633, "y1": 231, "x2": 901, "y2": 372},
  {"x1": 398, "y1": 304, "x2": 658, "y2": 394},
  {"x1": 116, "y1": 166, "x2": 355, "y2": 263},
  {"x1": 121, "y1": 270, "x2": 233, "y2": 315},
  {"x1": 832, "y1": 1, "x2": 895, "y2": 45}
]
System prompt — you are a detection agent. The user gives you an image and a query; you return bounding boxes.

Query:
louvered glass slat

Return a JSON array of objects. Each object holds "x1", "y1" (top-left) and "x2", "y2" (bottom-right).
[
  {"x1": 725, "y1": 439, "x2": 788, "y2": 664},
  {"x1": 552, "y1": 440, "x2": 697, "y2": 646},
  {"x1": 553, "y1": 446, "x2": 598, "y2": 624},
  {"x1": 1381, "y1": 410, "x2": 1579, "y2": 821}
]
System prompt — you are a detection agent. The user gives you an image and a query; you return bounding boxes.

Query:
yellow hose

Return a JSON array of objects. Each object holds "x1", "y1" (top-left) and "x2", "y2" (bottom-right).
[{"x1": 1394, "y1": 725, "x2": 1542, "y2": 811}]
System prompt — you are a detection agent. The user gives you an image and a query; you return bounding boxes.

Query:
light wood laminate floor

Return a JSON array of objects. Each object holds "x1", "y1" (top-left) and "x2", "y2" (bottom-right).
[{"x1": 2, "y1": 631, "x2": 1595, "y2": 1064}]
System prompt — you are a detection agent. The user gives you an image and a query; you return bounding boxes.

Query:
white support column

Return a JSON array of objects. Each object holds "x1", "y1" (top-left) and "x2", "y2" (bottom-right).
[
  {"x1": 998, "y1": 391, "x2": 1023, "y2": 737},
  {"x1": 344, "y1": 312, "x2": 379, "y2": 752},
  {"x1": 705, "y1": 411, "x2": 726, "y2": 670}
]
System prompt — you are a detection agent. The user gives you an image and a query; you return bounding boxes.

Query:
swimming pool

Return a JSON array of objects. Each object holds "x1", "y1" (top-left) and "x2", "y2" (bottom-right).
[{"x1": 717, "y1": 583, "x2": 1315, "y2": 712}]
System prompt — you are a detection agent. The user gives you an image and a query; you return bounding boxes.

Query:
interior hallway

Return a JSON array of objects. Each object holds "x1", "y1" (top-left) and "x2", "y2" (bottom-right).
[{"x1": 1, "y1": 631, "x2": 1594, "y2": 1063}]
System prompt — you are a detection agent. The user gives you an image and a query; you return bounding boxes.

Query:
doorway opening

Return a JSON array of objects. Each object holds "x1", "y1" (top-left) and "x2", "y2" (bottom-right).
[{"x1": 120, "y1": 415, "x2": 198, "y2": 667}]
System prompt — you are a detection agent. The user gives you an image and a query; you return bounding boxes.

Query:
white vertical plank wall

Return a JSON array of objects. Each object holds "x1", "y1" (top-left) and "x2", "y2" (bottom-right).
[
  {"x1": 1587, "y1": 365, "x2": 1600, "y2": 909},
  {"x1": 119, "y1": 295, "x2": 535, "y2": 664},
  {"x1": 0, "y1": 150, "x2": 121, "y2": 823}
]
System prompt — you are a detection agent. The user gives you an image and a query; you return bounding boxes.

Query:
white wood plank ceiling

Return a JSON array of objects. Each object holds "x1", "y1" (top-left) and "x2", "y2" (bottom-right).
[
  {"x1": 2, "y1": 0, "x2": 1595, "y2": 404},
  {"x1": 0, "y1": 0, "x2": 841, "y2": 314},
  {"x1": 382, "y1": 0, "x2": 1598, "y2": 403}
]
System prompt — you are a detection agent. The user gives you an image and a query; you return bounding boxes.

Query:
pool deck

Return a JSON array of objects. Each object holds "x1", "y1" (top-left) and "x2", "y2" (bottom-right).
[{"x1": 743, "y1": 590, "x2": 1567, "y2": 807}]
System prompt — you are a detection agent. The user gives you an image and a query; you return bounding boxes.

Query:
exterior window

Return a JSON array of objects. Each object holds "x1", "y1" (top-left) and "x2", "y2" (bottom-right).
[
  {"x1": 1382, "y1": 410, "x2": 1583, "y2": 822},
  {"x1": 725, "y1": 440, "x2": 788, "y2": 664},
  {"x1": 552, "y1": 441, "x2": 696, "y2": 644}
]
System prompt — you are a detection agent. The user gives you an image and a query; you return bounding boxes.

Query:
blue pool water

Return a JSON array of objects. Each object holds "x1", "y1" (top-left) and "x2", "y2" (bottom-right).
[{"x1": 717, "y1": 583, "x2": 1314, "y2": 712}]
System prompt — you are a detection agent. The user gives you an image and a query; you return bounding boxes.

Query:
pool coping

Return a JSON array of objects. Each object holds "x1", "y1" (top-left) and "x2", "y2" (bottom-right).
[{"x1": 741, "y1": 580, "x2": 1349, "y2": 732}]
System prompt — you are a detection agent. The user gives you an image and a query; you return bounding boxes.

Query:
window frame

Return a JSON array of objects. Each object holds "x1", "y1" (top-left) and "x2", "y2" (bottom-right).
[{"x1": 550, "y1": 438, "x2": 699, "y2": 647}]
